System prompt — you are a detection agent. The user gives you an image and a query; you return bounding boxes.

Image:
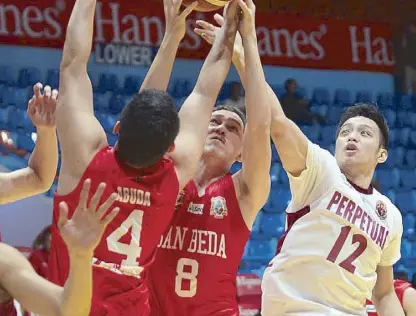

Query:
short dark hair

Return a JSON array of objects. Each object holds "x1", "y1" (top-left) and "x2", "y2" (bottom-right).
[
  {"x1": 337, "y1": 103, "x2": 389, "y2": 148},
  {"x1": 116, "y1": 89, "x2": 179, "y2": 167},
  {"x1": 213, "y1": 105, "x2": 246, "y2": 126}
]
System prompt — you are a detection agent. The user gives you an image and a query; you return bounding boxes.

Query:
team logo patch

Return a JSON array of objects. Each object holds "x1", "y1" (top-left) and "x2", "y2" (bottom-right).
[
  {"x1": 187, "y1": 202, "x2": 204, "y2": 215},
  {"x1": 376, "y1": 200, "x2": 387, "y2": 220},
  {"x1": 210, "y1": 196, "x2": 228, "y2": 219}
]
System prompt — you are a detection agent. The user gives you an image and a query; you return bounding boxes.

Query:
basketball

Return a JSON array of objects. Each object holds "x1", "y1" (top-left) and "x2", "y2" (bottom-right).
[{"x1": 182, "y1": 0, "x2": 230, "y2": 12}]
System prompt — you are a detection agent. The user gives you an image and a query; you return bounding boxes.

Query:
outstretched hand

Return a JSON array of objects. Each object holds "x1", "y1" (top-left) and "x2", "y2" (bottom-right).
[
  {"x1": 194, "y1": 14, "x2": 244, "y2": 57},
  {"x1": 58, "y1": 179, "x2": 119, "y2": 255},
  {"x1": 164, "y1": 0, "x2": 198, "y2": 41},
  {"x1": 28, "y1": 83, "x2": 58, "y2": 130}
]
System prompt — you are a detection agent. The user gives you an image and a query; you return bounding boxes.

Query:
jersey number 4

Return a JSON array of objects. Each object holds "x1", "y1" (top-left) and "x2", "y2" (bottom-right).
[
  {"x1": 175, "y1": 258, "x2": 199, "y2": 297},
  {"x1": 106, "y1": 209, "x2": 143, "y2": 266},
  {"x1": 327, "y1": 225, "x2": 367, "y2": 274}
]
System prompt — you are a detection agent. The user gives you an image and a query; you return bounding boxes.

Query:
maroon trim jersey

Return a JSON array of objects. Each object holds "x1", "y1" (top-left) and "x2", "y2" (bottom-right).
[
  {"x1": 147, "y1": 174, "x2": 250, "y2": 316},
  {"x1": 48, "y1": 146, "x2": 179, "y2": 316}
]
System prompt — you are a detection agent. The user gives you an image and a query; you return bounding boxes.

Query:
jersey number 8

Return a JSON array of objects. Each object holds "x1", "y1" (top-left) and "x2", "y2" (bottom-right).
[{"x1": 175, "y1": 258, "x2": 199, "y2": 297}]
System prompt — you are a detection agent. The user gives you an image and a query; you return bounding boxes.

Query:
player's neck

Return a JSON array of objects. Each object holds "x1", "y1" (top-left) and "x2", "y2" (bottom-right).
[
  {"x1": 193, "y1": 159, "x2": 229, "y2": 189},
  {"x1": 342, "y1": 168, "x2": 375, "y2": 191}
]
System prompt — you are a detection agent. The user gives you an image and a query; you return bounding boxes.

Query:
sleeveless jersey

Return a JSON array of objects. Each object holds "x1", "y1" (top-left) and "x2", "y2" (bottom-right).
[
  {"x1": 365, "y1": 279, "x2": 413, "y2": 315},
  {"x1": 147, "y1": 174, "x2": 250, "y2": 316},
  {"x1": 262, "y1": 142, "x2": 403, "y2": 316},
  {"x1": 48, "y1": 146, "x2": 179, "y2": 316},
  {"x1": 0, "y1": 300, "x2": 16, "y2": 316}
]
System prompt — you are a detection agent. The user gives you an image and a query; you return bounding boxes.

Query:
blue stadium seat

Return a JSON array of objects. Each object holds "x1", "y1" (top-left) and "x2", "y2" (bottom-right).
[
  {"x1": 249, "y1": 239, "x2": 277, "y2": 261},
  {"x1": 230, "y1": 161, "x2": 241, "y2": 174},
  {"x1": 18, "y1": 67, "x2": 41, "y2": 88},
  {"x1": 401, "y1": 170, "x2": 416, "y2": 190},
  {"x1": 409, "y1": 112, "x2": 416, "y2": 129},
  {"x1": 0, "y1": 66, "x2": 15, "y2": 86},
  {"x1": 395, "y1": 94, "x2": 413, "y2": 110},
  {"x1": 123, "y1": 75, "x2": 142, "y2": 95},
  {"x1": 334, "y1": 89, "x2": 352, "y2": 106},
  {"x1": 260, "y1": 213, "x2": 285, "y2": 237},
  {"x1": 383, "y1": 109, "x2": 396, "y2": 127},
  {"x1": 0, "y1": 108, "x2": 9, "y2": 128},
  {"x1": 46, "y1": 69, "x2": 59, "y2": 88},
  {"x1": 386, "y1": 190, "x2": 396, "y2": 204},
  {"x1": 377, "y1": 92, "x2": 394, "y2": 109},
  {"x1": 310, "y1": 104, "x2": 328, "y2": 117},
  {"x1": 401, "y1": 239, "x2": 412, "y2": 258},
  {"x1": 251, "y1": 211, "x2": 263, "y2": 234},
  {"x1": 355, "y1": 91, "x2": 373, "y2": 103},
  {"x1": 321, "y1": 126, "x2": 336, "y2": 145},
  {"x1": 409, "y1": 131, "x2": 416, "y2": 148},
  {"x1": 14, "y1": 88, "x2": 28, "y2": 109},
  {"x1": 17, "y1": 132, "x2": 35, "y2": 152},
  {"x1": 385, "y1": 147, "x2": 404, "y2": 168},
  {"x1": 2, "y1": 86, "x2": 16, "y2": 105},
  {"x1": 312, "y1": 88, "x2": 330, "y2": 105},
  {"x1": 270, "y1": 163, "x2": 281, "y2": 187},
  {"x1": 8, "y1": 109, "x2": 31, "y2": 130},
  {"x1": 97, "y1": 73, "x2": 119, "y2": 93},
  {"x1": 96, "y1": 113, "x2": 115, "y2": 133},
  {"x1": 264, "y1": 188, "x2": 291, "y2": 213},
  {"x1": 405, "y1": 150, "x2": 416, "y2": 169},
  {"x1": 389, "y1": 129, "x2": 397, "y2": 147},
  {"x1": 396, "y1": 191, "x2": 416, "y2": 213},
  {"x1": 107, "y1": 133, "x2": 117, "y2": 146},
  {"x1": 398, "y1": 128, "x2": 411, "y2": 147},
  {"x1": 218, "y1": 82, "x2": 232, "y2": 101},
  {"x1": 108, "y1": 94, "x2": 125, "y2": 114},
  {"x1": 271, "y1": 145, "x2": 280, "y2": 162},
  {"x1": 169, "y1": 78, "x2": 192, "y2": 99},
  {"x1": 279, "y1": 170, "x2": 289, "y2": 186},
  {"x1": 376, "y1": 168, "x2": 400, "y2": 190}
]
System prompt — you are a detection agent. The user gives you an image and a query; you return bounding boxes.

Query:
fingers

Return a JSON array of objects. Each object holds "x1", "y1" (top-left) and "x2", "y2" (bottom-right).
[
  {"x1": 51, "y1": 89, "x2": 59, "y2": 101},
  {"x1": 88, "y1": 182, "x2": 107, "y2": 211},
  {"x1": 102, "y1": 207, "x2": 120, "y2": 226},
  {"x1": 96, "y1": 192, "x2": 118, "y2": 219},
  {"x1": 179, "y1": 1, "x2": 198, "y2": 19},
  {"x1": 79, "y1": 179, "x2": 92, "y2": 210},
  {"x1": 236, "y1": 0, "x2": 249, "y2": 13},
  {"x1": 43, "y1": 85, "x2": 52, "y2": 101},
  {"x1": 213, "y1": 14, "x2": 225, "y2": 26},
  {"x1": 33, "y1": 83, "x2": 42, "y2": 99},
  {"x1": 195, "y1": 20, "x2": 215, "y2": 31},
  {"x1": 194, "y1": 28, "x2": 214, "y2": 44},
  {"x1": 27, "y1": 96, "x2": 36, "y2": 115},
  {"x1": 57, "y1": 201, "x2": 69, "y2": 231}
]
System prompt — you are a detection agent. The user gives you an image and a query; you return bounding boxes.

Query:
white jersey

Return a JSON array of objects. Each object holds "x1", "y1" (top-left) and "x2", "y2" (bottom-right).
[{"x1": 262, "y1": 142, "x2": 403, "y2": 316}]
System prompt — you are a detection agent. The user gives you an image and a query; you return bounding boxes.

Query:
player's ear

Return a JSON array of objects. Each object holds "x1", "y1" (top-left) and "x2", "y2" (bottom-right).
[
  {"x1": 377, "y1": 148, "x2": 388, "y2": 164},
  {"x1": 167, "y1": 143, "x2": 175, "y2": 153},
  {"x1": 113, "y1": 121, "x2": 120, "y2": 135}
]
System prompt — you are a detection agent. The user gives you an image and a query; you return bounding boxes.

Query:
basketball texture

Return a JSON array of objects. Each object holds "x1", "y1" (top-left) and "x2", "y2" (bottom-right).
[{"x1": 182, "y1": 0, "x2": 230, "y2": 12}]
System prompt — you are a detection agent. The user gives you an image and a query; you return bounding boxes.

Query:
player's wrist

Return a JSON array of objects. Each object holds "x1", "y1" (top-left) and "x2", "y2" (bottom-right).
[{"x1": 68, "y1": 249, "x2": 94, "y2": 261}]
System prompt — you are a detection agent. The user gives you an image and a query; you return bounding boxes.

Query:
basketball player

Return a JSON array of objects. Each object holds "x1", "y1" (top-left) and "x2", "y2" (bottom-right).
[
  {"x1": 197, "y1": 14, "x2": 404, "y2": 316},
  {"x1": 143, "y1": 0, "x2": 271, "y2": 314},
  {"x1": 48, "y1": 0, "x2": 239, "y2": 314},
  {"x1": 0, "y1": 82, "x2": 58, "y2": 206},
  {"x1": 0, "y1": 179, "x2": 118, "y2": 316},
  {"x1": 366, "y1": 279, "x2": 416, "y2": 315}
]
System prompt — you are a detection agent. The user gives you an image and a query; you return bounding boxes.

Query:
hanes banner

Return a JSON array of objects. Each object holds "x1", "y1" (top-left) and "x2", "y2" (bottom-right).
[{"x1": 0, "y1": 0, "x2": 395, "y2": 72}]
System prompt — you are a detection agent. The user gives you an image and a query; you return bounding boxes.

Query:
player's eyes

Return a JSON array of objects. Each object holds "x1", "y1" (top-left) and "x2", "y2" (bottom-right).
[
  {"x1": 210, "y1": 119, "x2": 219, "y2": 125},
  {"x1": 340, "y1": 130, "x2": 349, "y2": 136}
]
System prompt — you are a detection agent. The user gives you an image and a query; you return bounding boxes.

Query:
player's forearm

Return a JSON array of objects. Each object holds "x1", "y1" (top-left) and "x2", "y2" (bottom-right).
[
  {"x1": 28, "y1": 127, "x2": 58, "y2": 190},
  {"x1": 193, "y1": 20, "x2": 238, "y2": 97},
  {"x1": 60, "y1": 252, "x2": 93, "y2": 316},
  {"x1": 243, "y1": 34, "x2": 270, "y2": 128},
  {"x1": 61, "y1": 0, "x2": 96, "y2": 70},
  {"x1": 373, "y1": 291, "x2": 406, "y2": 316},
  {"x1": 140, "y1": 33, "x2": 181, "y2": 92}
]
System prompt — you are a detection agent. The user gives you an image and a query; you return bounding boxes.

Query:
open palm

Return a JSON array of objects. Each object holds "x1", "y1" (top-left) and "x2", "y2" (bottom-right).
[
  {"x1": 27, "y1": 83, "x2": 58, "y2": 129},
  {"x1": 58, "y1": 179, "x2": 119, "y2": 254}
]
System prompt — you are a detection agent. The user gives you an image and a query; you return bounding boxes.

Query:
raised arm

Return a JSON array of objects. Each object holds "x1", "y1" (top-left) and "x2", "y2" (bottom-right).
[
  {"x1": 196, "y1": 15, "x2": 309, "y2": 177},
  {"x1": 0, "y1": 180, "x2": 118, "y2": 316},
  {"x1": 169, "y1": 2, "x2": 240, "y2": 188},
  {"x1": 0, "y1": 83, "x2": 58, "y2": 204},
  {"x1": 57, "y1": 0, "x2": 107, "y2": 193},
  {"x1": 140, "y1": 0, "x2": 197, "y2": 92},
  {"x1": 230, "y1": 0, "x2": 271, "y2": 226}
]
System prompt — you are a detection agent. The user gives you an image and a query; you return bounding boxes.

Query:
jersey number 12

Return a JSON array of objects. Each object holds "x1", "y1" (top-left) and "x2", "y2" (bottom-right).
[{"x1": 327, "y1": 225, "x2": 367, "y2": 274}]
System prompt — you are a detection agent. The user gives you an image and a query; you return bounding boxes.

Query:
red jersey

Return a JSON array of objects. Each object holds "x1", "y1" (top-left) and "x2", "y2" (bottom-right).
[
  {"x1": 148, "y1": 174, "x2": 250, "y2": 316},
  {"x1": 28, "y1": 249, "x2": 49, "y2": 278},
  {"x1": 0, "y1": 300, "x2": 16, "y2": 316},
  {"x1": 366, "y1": 279, "x2": 413, "y2": 315},
  {"x1": 48, "y1": 146, "x2": 179, "y2": 316}
]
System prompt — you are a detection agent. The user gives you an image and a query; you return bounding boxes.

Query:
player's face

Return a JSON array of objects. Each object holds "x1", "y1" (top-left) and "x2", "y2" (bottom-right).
[
  {"x1": 335, "y1": 116, "x2": 386, "y2": 173},
  {"x1": 204, "y1": 110, "x2": 244, "y2": 162}
]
